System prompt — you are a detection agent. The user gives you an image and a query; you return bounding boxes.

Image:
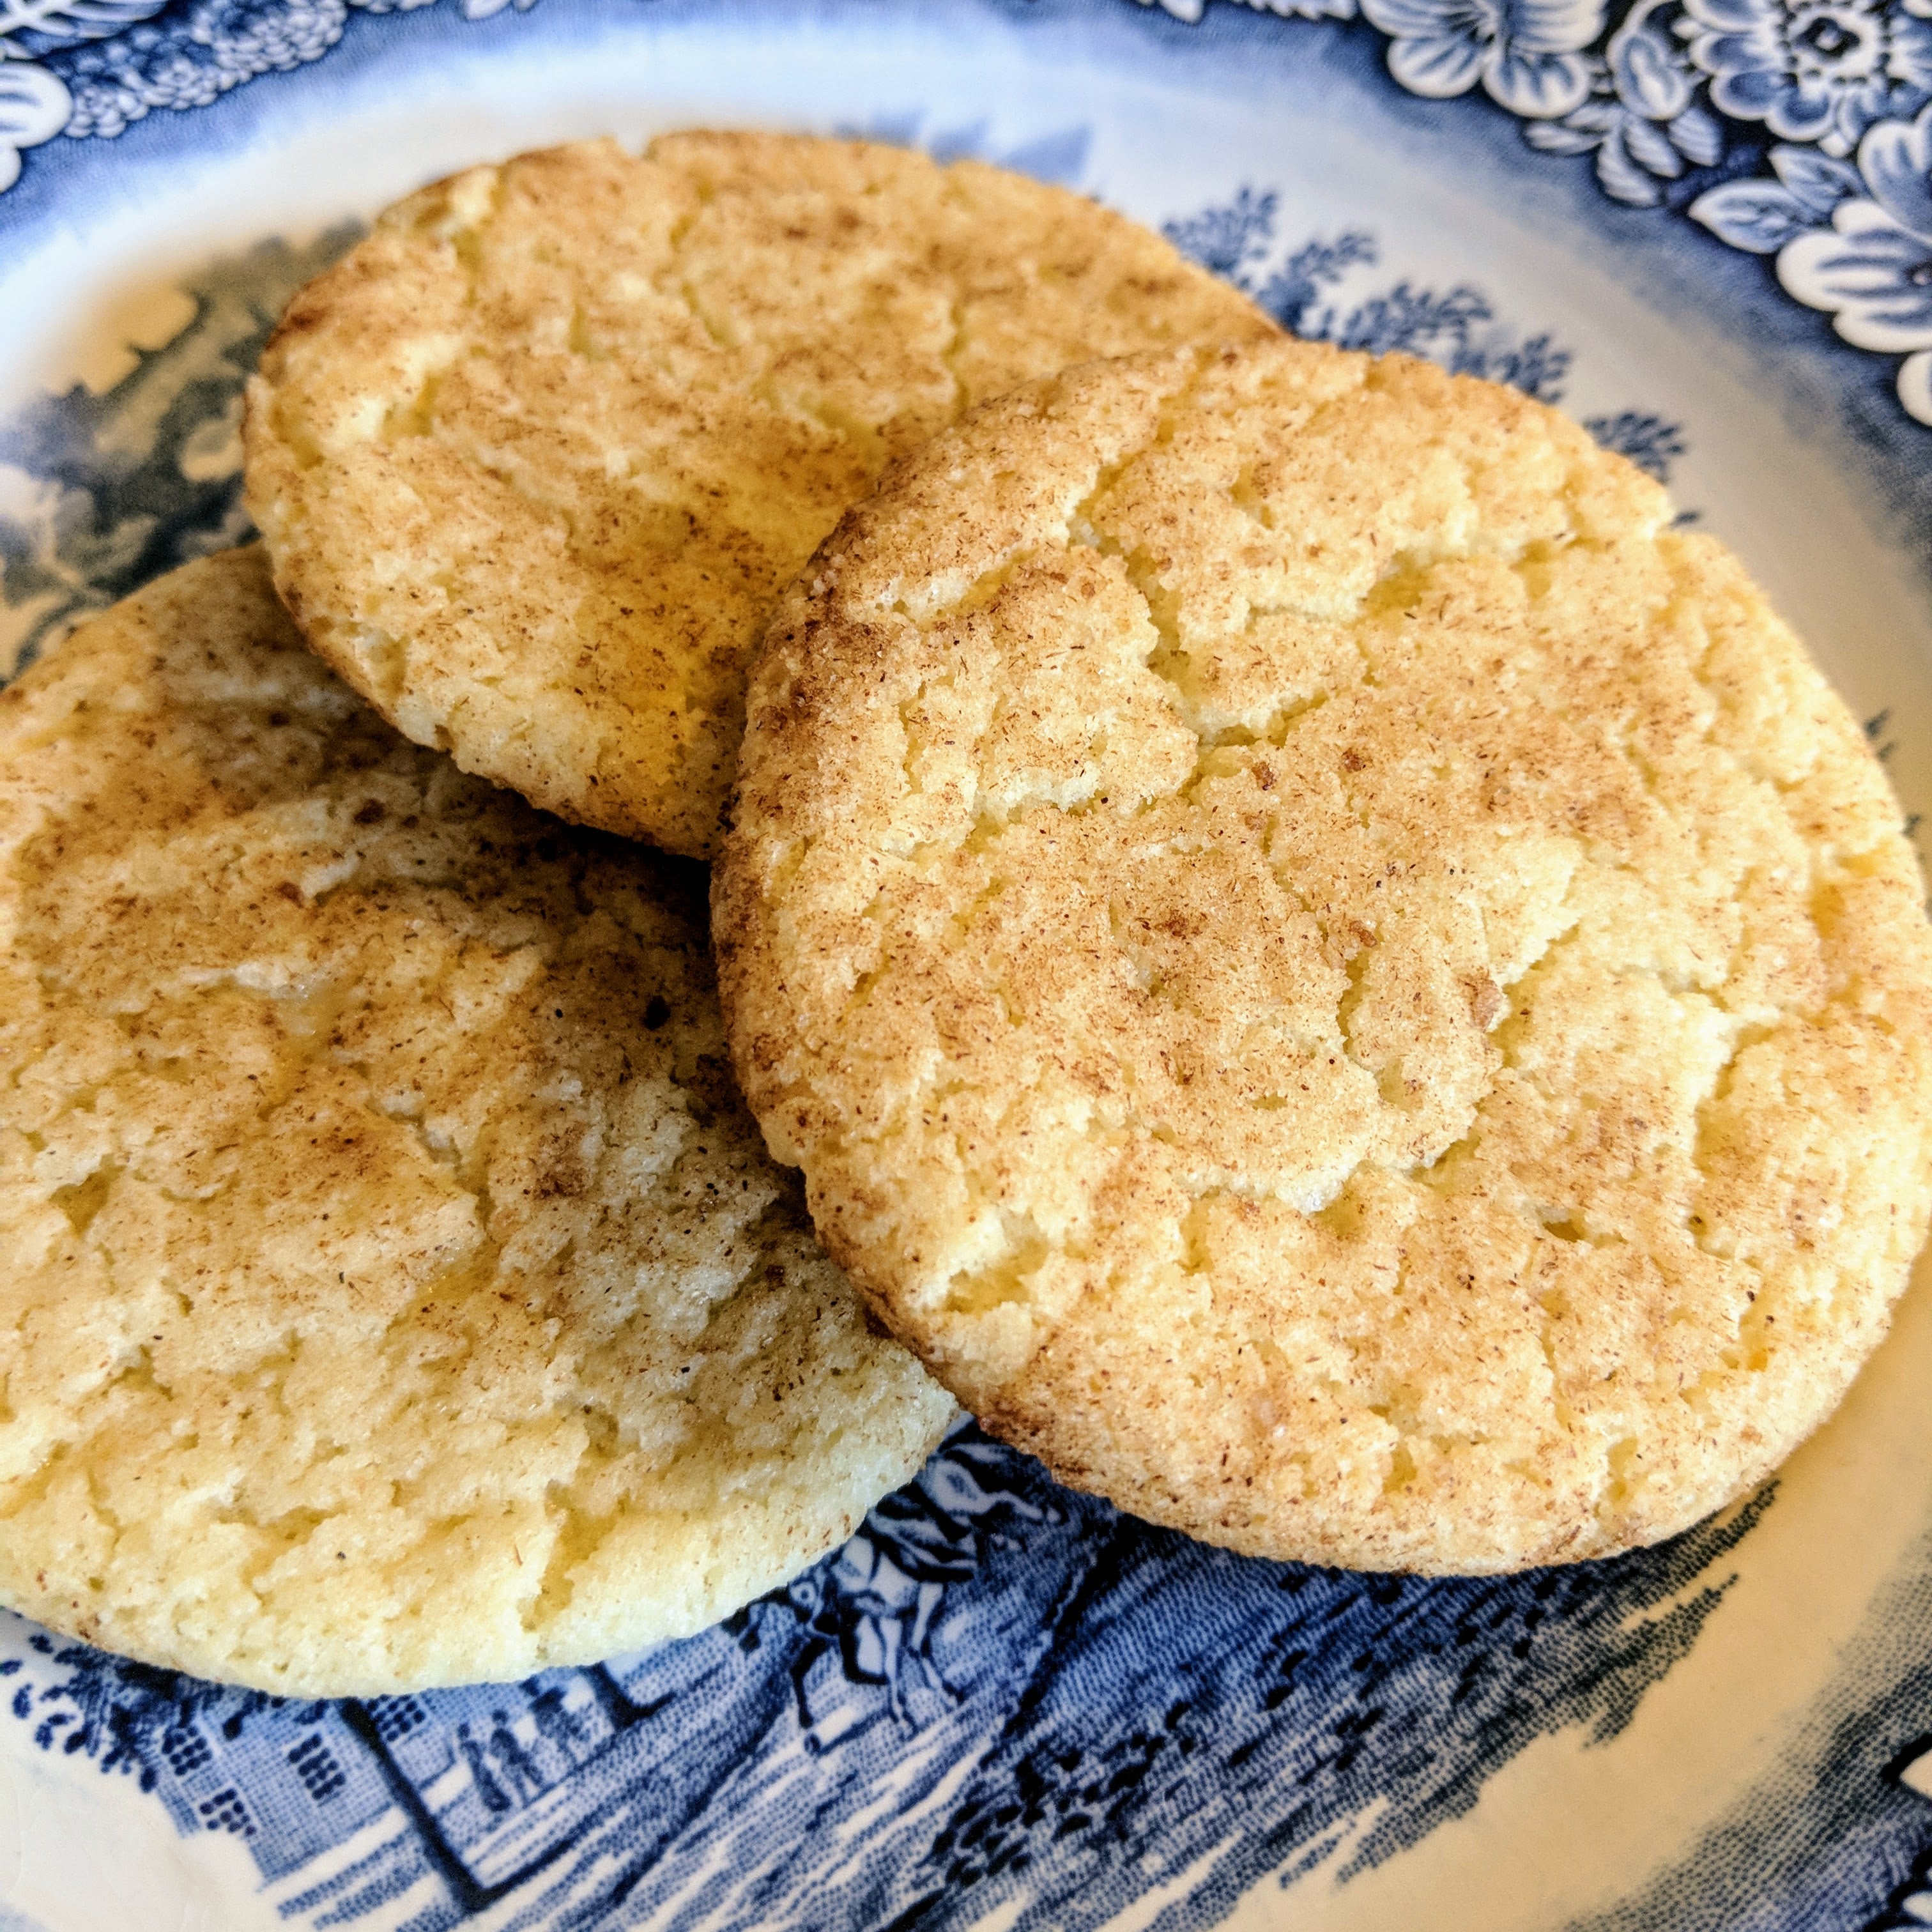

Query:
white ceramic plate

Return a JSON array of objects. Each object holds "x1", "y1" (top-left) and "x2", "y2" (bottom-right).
[{"x1": 2, "y1": 3, "x2": 1930, "y2": 1928}]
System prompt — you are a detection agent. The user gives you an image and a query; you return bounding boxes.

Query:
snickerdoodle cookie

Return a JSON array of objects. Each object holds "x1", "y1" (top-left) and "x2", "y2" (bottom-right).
[
  {"x1": 715, "y1": 339, "x2": 1932, "y2": 1574},
  {"x1": 243, "y1": 133, "x2": 1274, "y2": 859},
  {"x1": 0, "y1": 548, "x2": 950, "y2": 1693}
]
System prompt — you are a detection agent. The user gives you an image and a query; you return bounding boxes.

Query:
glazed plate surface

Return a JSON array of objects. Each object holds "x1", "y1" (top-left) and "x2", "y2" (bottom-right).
[{"x1": 2, "y1": 2, "x2": 1931, "y2": 1927}]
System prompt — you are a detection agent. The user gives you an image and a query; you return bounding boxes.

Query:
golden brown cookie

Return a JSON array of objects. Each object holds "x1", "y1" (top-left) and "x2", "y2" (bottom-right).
[
  {"x1": 0, "y1": 548, "x2": 951, "y2": 1694},
  {"x1": 242, "y1": 132, "x2": 1275, "y2": 859},
  {"x1": 715, "y1": 339, "x2": 1932, "y2": 1574}
]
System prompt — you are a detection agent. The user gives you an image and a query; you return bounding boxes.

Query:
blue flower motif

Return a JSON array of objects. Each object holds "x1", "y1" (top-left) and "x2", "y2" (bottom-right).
[
  {"x1": 1528, "y1": 2, "x2": 1726, "y2": 206},
  {"x1": 1692, "y1": 138, "x2": 1862, "y2": 245},
  {"x1": 1779, "y1": 101, "x2": 1932, "y2": 421},
  {"x1": 1360, "y1": 0, "x2": 1609, "y2": 117},
  {"x1": 1683, "y1": 0, "x2": 1932, "y2": 157}
]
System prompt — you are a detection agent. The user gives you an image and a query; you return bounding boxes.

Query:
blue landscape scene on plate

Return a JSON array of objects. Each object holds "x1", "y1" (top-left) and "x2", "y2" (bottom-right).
[
  {"x1": 2, "y1": 0, "x2": 1932, "y2": 1926},
  {"x1": 0, "y1": 1432, "x2": 1841, "y2": 1930},
  {"x1": 0, "y1": 1422, "x2": 1927, "y2": 1930}
]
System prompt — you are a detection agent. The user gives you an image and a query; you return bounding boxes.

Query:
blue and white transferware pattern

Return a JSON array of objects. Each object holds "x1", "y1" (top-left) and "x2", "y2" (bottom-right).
[{"x1": 1, "y1": 3, "x2": 1930, "y2": 1928}]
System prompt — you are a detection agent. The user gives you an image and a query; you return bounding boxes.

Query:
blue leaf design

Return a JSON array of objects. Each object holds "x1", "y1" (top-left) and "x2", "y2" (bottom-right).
[
  {"x1": 1254, "y1": 229, "x2": 1376, "y2": 329},
  {"x1": 1475, "y1": 330, "x2": 1571, "y2": 401},
  {"x1": 1583, "y1": 409, "x2": 1687, "y2": 482},
  {"x1": 1525, "y1": 118, "x2": 1604, "y2": 154},
  {"x1": 1597, "y1": 126, "x2": 1664, "y2": 206},
  {"x1": 1608, "y1": 22, "x2": 1691, "y2": 121},
  {"x1": 1328, "y1": 279, "x2": 1492, "y2": 358},
  {"x1": 1622, "y1": 111, "x2": 1683, "y2": 180},
  {"x1": 1668, "y1": 103, "x2": 1724, "y2": 167},
  {"x1": 1857, "y1": 105, "x2": 1932, "y2": 245},
  {"x1": 1690, "y1": 180, "x2": 1821, "y2": 253},
  {"x1": 1569, "y1": 100, "x2": 1623, "y2": 135},
  {"x1": 1769, "y1": 143, "x2": 1864, "y2": 220},
  {"x1": 0, "y1": 0, "x2": 168, "y2": 57},
  {"x1": 1162, "y1": 187, "x2": 1280, "y2": 280},
  {"x1": 1487, "y1": 46, "x2": 1597, "y2": 119}
]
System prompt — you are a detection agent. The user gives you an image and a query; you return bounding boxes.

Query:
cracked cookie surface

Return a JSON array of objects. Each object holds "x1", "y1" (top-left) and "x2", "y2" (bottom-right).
[
  {"x1": 715, "y1": 339, "x2": 1932, "y2": 1573},
  {"x1": 0, "y1": 548, "x2": 950, "y2": 1694},
  {"x1": 242, "y1": 132, "x2": 1275, "y2": 861}
]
